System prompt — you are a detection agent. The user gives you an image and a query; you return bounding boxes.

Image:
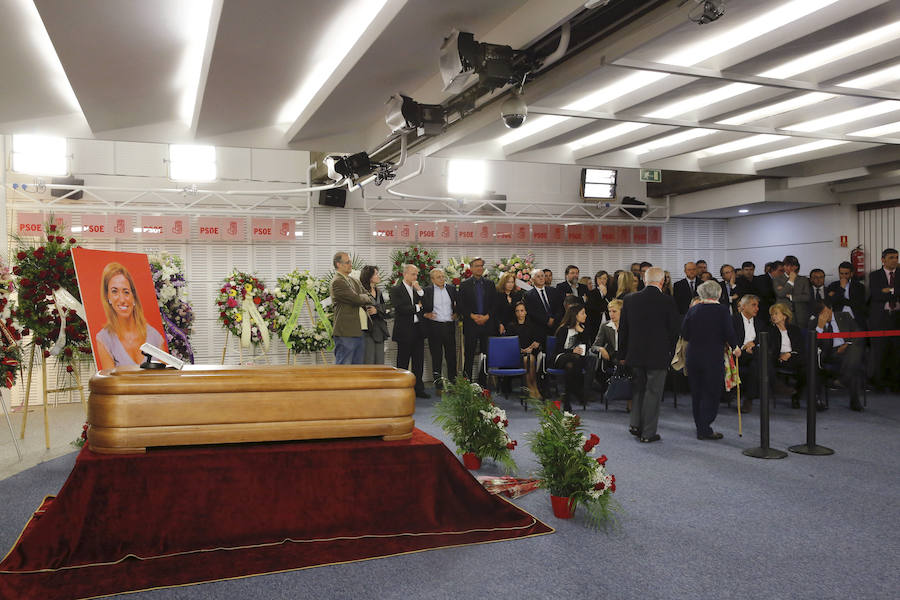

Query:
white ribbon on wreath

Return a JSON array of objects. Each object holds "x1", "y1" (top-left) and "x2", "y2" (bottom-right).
[
  {"x1": 48, "y1": 287, "x2": 86, "y2": 357},
  {"x1": 240, "y1": 291, "x2": 270, "y2": 352}
]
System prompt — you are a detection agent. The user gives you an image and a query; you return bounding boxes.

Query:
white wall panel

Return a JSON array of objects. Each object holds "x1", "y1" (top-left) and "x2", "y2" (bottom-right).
[
  {"x1": 858, "y1": 207, "x2": 898, "y2": 276},
  {"x1": 114, "y1": 141, "x2": 167, "y2": 177}
]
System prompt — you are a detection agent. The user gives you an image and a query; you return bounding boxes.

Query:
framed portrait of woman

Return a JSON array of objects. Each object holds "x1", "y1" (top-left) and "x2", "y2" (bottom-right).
[{"x1": 72, "y1": 248, "x2": 168, "y2": 371}]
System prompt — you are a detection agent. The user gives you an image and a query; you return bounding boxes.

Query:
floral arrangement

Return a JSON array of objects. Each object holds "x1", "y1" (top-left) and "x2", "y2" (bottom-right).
[
  {"x1": 149, "y1": 253, "x2": 194, "y2": 363},
  {"x1": 390, "y1": 245, "x2": 439, "y2": 288},
  {"x1": 444, "y1": 256, "x2": 474, "y2": 286},
  {"x1": 12, "y1": 224, "x2": 90, "y2": 374},
  {"x1": 487, "y1": 252, "x2": 535, "y2": 284},
  {"x1": 71, "y1": 423, "x2": 88, "y2": 449},
  {"x1": 433, "y1": 375, "x2": 517, "y2": 472},
  {"x1": 527, "y1": 402, "x2": 618, "y2": 528},
  {"x1": 274, "y1": 269, "x2": 333, "y2": 353},
  {"x1": 215, "y1": 271, "x2": 278, "y2": 349},
  {"x1": 0, "y1": 258, "x2": 23, "y2": 388}
]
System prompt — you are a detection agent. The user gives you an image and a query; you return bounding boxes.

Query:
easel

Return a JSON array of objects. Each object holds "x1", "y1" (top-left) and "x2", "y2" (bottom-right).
[
  {"x1": 19, "y1": 344, "x2": 88, "y2": 450},
  {"x1": 0, "y1": 323, "x2": 23, "y2": 459},
  {"x1": 285, "y1": 295, "x2": 330, "y2": 366},
  {"x1": 221, "y1": 331, "x2": 271, "y2": 365}
]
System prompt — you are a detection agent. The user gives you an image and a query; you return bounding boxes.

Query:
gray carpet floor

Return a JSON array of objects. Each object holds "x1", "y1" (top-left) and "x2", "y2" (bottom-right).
[{"x1": 1, "y1": 388, "x2": 898, "y2": 600}]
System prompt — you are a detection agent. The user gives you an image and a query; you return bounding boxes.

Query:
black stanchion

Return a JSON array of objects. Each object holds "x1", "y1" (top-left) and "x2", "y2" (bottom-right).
[
  {"x1": 789, "y1": 329, "x2": 834, "y2": 455},
  {"x1": 743, "y1": 331, "x2": 788, "y2": 459}
]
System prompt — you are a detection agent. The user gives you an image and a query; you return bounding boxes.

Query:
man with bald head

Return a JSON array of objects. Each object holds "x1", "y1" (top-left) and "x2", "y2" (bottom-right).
[{"x1": 673, "y1": 262, "x2": 700, "y2": 315}]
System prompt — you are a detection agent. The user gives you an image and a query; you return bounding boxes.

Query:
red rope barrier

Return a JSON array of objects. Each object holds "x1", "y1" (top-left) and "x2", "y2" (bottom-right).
[{"x1": 816, "y1": 330, "x2": 900, "y2": 339}]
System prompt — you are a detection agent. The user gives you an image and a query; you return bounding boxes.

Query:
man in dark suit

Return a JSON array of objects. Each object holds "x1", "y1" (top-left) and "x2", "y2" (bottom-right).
[
  {"x1": 422, "y1": 268, "x2": 458, "y2": 386},
  {"x1": 809, "y1": 268, "x2": 827, "y2": 321},
  {"x1": 618, "y1": 267, "x2": 681, "y2": 443},
  {"x1": 673, "y1": 262, "x2": 699, "y2": 315},
  {"x1": 638, "y1": 261, "x2": 652, "y2": 291},
  {"x1": 826, "y1": 261, "x2": 867, "y2": 329},
  {"x1": 867, "y1": 248, "x2": 899, "y2": 391},
  {"x1": 457, "y1": 257, "x2": 496, "y2": 381},
  {"x1": 815, "y1": 301, "x2": 865, "y2": 410},
  {"x1": 555, "y1": 265, "x2": 589, "y2": 302},
  {"x1": 525, "y1": 268, "x2": 562, "y2": 337},
  {"x1": 389, "y1": 264, "x2": 428, "y2": 398},
  {"x1": 754, "y1": 260, "x2": 783, "y2": 316},
  {"x1": 732, "y1": 294, "x2": 767, "y2": 412},
  {"x1": 776, "y1": 255, "x2": 812, "y2": 328},
  {"x1": 718, "y1": 264, "x2": 741, "y2": 314}
]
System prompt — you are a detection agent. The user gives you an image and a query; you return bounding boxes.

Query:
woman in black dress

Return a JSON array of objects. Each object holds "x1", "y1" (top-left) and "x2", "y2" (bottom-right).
[
  {"x1": 495, "y1": 272, "x2": 523, "y2": 334},
  {"x1": 504, "y1": 301, "x2": 543, "y2": 398},
  {"x1": 552, "y1": 302, "x2": 589, "y2": 412},
  {"x1": 585, "y1": 270, "x2": 610, "y2": 343},
  {"x1": 360, "y1": 265, "x2": 390, "y2": 364},
  {"x1": 768, "y1": 303, "x2": 806, "y2": 408}
]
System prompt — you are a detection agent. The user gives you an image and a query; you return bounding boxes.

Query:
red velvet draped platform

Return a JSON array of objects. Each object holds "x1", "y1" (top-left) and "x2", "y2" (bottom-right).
[{"x1": 0, "y1": 429, "x2": 551, "y2": 600}]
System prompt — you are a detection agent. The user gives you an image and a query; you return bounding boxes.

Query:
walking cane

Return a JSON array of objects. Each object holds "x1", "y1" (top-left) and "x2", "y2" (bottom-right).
[{"x1": 737, "y1": 383, "x2": 742, "y2": 437}]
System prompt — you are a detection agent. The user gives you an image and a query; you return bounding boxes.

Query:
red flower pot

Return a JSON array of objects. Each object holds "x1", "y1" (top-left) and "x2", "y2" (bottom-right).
[
  {"x1": 550, "y1": 495, "x2": 575, "y2": 519},
  {"x1": 462, "y1": 452, "x2": 481, "y2": 470}
]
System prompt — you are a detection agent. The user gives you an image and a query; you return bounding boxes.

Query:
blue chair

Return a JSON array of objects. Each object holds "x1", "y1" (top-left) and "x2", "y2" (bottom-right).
[
  {"x1": 485, "y1": 336, "x2": 527, "y2": 406},
  {"x1": 543, "y1": 335, "x2": 586, "y2": 409}
]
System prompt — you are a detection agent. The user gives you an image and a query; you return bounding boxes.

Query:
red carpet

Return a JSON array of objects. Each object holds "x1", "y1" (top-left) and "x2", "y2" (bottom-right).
[{"x1": 0, "y1": 429, "x2": 551, "y2": 600}]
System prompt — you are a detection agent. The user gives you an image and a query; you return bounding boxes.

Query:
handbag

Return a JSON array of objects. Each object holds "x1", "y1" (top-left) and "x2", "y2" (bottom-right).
[{"x1": 605, "y1": 365, "x2": 633, "y2": 402}]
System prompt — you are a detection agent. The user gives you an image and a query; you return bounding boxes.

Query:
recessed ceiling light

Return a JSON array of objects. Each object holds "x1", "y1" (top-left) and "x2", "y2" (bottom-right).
[
  {"x1": 695, "y1": 134, "x2": 788, "y2": 158},
  {"x1": 784, "y1": 100, "x2": 900, "y2": 132},
  {"x1": 749, "y1": 139, "x2": 847, "y2": 162},
  {"x1": 738, "y1": 209, "x2": 749, "y2": 213}
]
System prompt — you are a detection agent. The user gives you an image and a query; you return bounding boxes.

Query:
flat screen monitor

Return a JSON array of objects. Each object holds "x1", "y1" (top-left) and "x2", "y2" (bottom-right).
[{"x1": 581, "y1": 168, "x2": 616, "y2": 199}]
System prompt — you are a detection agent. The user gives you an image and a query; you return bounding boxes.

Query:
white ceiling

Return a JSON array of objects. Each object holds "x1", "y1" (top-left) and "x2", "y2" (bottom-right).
[{"x1": 3, "y1": 0, "x2": 900, "y2": 212}]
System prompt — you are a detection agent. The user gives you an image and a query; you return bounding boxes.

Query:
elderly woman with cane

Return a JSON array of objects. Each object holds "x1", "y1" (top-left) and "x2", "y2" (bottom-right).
[{"x1": 681, "y1": 280, "x2": 741, "y2": 440}]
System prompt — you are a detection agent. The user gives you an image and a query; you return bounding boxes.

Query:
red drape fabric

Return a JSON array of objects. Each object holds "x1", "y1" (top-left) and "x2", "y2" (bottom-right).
[{"x1": 0, "y1": 429, "x2": 551, "y2": 600}]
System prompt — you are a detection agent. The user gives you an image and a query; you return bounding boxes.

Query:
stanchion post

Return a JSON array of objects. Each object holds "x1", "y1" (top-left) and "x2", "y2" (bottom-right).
[
  {"x1": 743, "y1": 331, "x2": 787, "y2": 459},
  {"x1": 789, "y1": 329, "x2": 834, "y2": 455}
]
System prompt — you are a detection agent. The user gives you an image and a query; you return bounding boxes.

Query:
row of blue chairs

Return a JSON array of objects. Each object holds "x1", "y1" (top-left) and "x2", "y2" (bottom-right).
[{"x1": 481, "y1": 335, "x2": 577, "y2": 409}]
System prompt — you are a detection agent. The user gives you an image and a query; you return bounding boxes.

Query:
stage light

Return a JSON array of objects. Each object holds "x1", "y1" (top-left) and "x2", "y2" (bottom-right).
[
  {"x1": 385, "y1": 94, "x2": 445, "y2": 135},
  {"x1": 169, "y1": 144, "x2": 217, "y2": 182},
  {"x1": 12, "y1": 135, "x2": 68, "y2": 176},
  {"x1": 439, "y1": 29, "x2": 530, "y2": 94},
  {"x1": 688, "y1": 0, "x2": 726, "y2": 26}
]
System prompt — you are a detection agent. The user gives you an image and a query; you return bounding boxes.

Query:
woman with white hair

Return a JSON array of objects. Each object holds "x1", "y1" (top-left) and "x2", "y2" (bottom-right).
[{"x1": 681, "y1": 280, "x2": 741, "y2": 440}]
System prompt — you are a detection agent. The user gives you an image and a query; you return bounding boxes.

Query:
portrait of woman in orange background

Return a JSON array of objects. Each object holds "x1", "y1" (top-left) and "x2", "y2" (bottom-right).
[{"x1": 72, "y1": 248, "x2": 167, "y2": 371}]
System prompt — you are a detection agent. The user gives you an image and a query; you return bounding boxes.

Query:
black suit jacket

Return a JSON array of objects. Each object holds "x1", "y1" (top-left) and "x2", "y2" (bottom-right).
[
  {"x1": 618, "y1": 286, "x2": 681, "y2": 369},
  {"x1": 673, "y1": 277, "x2": 699, "y2": 314},
  {"x1": 754, "y1": 274, "x2": 777, "y2": 314},
  {"x1": 389, "y1": 282, "x2": 424, "y2": 342},
  {"x1": 768, "y1": 324, "x2": 806, "y2": 363},
  {"x1": 525, "y1": 286, "x2": 562, "y2": 330},
  {"x1": 868, "y1": 268, "x2": 898, "y2": 324},
  {"x1": 555, "y1": 281, "x2": 589, "y2": 302},
  {"x1": 422, "y1": 283, "x2": 458, "y2": 323},
  {"x1": 456, "y1": 277, "x2": 496, "y2": 332},
  {"x1": 732, "y1": 312, "x2": 769, "y2": 351},
  {"x1": 825, "y1": 280, "x2": 867, "y2": 328},
  {"x1": 718, "y1": 279, "x2": 743, "y2": 312},
  {"x1": 817, "y1": 311, "x2": 860, "y2": 361}
]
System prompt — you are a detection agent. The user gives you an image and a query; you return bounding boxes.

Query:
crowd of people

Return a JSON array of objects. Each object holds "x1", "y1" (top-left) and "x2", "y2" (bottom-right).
[{"x1": 329, "y1": 248, "x2": 900, "y2": 442}]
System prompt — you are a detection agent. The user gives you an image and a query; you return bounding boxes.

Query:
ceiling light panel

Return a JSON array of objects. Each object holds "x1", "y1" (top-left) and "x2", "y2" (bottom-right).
[
  {"x1": 630, "y1": 129, "x2": 717, "y2": 155},
  {"x1": 749, "y1": 139, "x2": 847, "y2": 162},
  {"x1": 694, "y1": 134, "x2": 787, "y2": 158},
  {"x1": 849, "y1": 120, "x2": 900, "y2": 137},
  {"x1": 784, "y1": 100, "x2": 900, "y2": 131},
  {"x1": 838, "y1": 62, "x2": 900, "y2": 89}
]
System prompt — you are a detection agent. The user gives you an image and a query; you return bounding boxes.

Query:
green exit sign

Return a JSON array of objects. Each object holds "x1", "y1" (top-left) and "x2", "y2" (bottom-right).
[{"x1": 640, "y1": 169, "x2": 662, "y2": 183}]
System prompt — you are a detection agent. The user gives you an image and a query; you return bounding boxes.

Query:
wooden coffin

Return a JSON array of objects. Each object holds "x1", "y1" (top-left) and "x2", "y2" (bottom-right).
[{"x1": 87, "y1": 364, "x2": 416, "y2": 454}]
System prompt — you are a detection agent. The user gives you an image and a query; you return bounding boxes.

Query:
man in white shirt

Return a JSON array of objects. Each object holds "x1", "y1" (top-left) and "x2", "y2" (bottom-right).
[
  {"x1": 423, "y1": 268, "x2": 458, "y2": 386},
  {"x1": 389, "y1": 264, "x2": 428, "y2": 398},
  {"x1": 732, "y1": 295, "x2": 764, "y2": 412}
]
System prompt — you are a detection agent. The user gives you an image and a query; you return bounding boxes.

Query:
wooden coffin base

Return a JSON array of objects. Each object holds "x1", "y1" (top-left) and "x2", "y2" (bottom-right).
[{"x1": 87, "y1": 365, "x2": 416, "y2": 454}]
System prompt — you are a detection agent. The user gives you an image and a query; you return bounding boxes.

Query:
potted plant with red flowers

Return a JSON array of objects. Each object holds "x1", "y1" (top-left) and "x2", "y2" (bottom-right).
[
  {"x1": 527, "y1": 402, "x2": 618, "y2": 527},
  {"x1": 389, "y1": 245, "x2": 439, "y2": 288},
  {"x1": 434, "y1": 375, "x2": 517, "y2": 472}
]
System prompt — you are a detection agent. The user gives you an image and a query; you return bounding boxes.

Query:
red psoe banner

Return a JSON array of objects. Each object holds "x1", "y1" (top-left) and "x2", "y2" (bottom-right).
[
  {"x1": 417, "y1": 222, "x2": 437, "y2": 242},
  {"x1": 514, "y1": 223, "x2": 530, "y2": 243},
  {"x1": 373, "y1": 221, "x2": 397, "y2": 241},
  {"x1": 108, "y1": 214, "x2": 132, "y2": 239},
  {"x1": 616, "y1": 225, "x2": 632, "y2": 244},
  {"x1": 475, "y1": 223, "x2": 493, "y2": 243},
  {"x1": 648, "y1": 225, "x2": 663, "y2": 244},
  {"x1": 274, "y1": 219, "x2": 296, "y2": 241},
  {"x1": 531, "y1": 224, "x2": 548, "y2": 243},
  {"x1": 456, "y1": 222, "x2": 476, "y2": 243},
  {"x1": 197, "y1": 217, "x2": 225, "y2": 240},
  {"x1": 79, "y1": 214, "x2": 110, "y2": 239},
  {"x1": 585, "y1": 225, "x2": 599, "y2": 244},
  {"x1": 437, "y1": 222, "x2": 454, "y2": 242},
  {"x1": 632, "y1": 225, "x2": 648, "y2": 245},
  {"x1": 494, "y1": 223, "x2": 513, "y2": 243},
  {"x1": 139, "y1": 215, "x2": 166, "y2": 240},
  {"x1": 251, "y1": 218, "x2": 275, "y2": 241},
  {"x1": 165, "y1": 215, "x2": 189, "y2": 240},
  {"x1": 600, "y1": 225, "x2": 617, "y2": 244},
  {"x1": 566, "y1": 224, "x2": 585, "y2": 244},
  {"x1": 548, "y1": 224, "x2": 565, "y2": 244},
  {"x1": 396, "y1": 221, "x2": 415, "y2": 242},
  {"x1": 221, "y1": 217, "x2": 246, "y2": 241}
]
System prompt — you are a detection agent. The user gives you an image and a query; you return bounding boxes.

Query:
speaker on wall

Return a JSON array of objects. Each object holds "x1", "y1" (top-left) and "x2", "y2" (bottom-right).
[
  {"x1": 318, "y1": 188, "x2": 347, "y2": 208},
  {"x1": 621, "y1": 196, "x2": 646, "y2": 218},
  {"x1": 50, "y1": 176, "x2": 85, "y2": 200}
]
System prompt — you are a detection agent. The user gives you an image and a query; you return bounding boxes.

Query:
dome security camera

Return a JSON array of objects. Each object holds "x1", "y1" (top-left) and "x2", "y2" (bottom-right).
[{"x1": 500, "y1": 94, "x2": 527, "y2": 129}]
